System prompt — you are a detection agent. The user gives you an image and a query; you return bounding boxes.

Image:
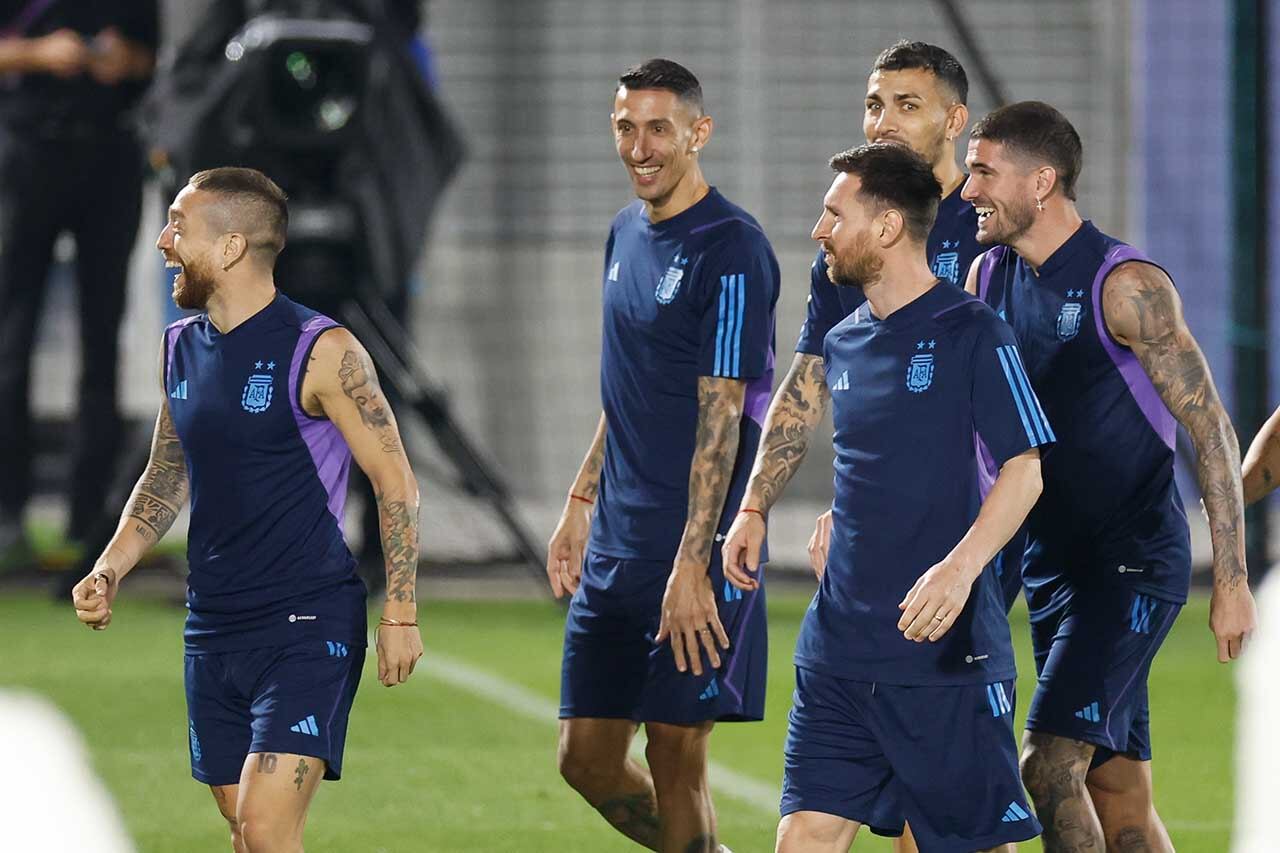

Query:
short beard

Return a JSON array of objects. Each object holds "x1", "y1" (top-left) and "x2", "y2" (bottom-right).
[
  {"x1": 172, "y1": 254, "x2": 217, "y2": 310},
  {"x1": 827, "y1": 233, "x2": 883, "y2": 289},
  {"x1": 981, "y1": 195, "x2": 1037, "y2": 246}
]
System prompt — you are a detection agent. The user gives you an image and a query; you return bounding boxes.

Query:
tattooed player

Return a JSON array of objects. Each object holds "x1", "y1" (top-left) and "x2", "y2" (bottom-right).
[
  {"x1": 546, "y1": 59, "x2": 779, "y2": 852},
  {"x1": 71, "y1": 167, "x2": 422, "y2": 852},
  {"x1": 961, "y1": 101, "x2": 1257, "y2": 852}
]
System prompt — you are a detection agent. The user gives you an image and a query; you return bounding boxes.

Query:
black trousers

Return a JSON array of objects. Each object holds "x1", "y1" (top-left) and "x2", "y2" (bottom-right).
[{"x1": 0, "y1": 133, "x2": 144, "y2": 538}]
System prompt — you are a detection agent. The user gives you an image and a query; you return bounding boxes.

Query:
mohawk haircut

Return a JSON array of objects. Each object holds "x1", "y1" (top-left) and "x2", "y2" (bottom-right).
[{"x1": 187, "y1": 167, "x2": 290, "y2": 260}]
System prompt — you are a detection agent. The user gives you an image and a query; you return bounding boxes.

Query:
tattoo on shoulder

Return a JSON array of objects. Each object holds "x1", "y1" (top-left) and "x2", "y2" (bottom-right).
[
  {"x1": 338, "y1": 349, "x2": 402, "y2": 452},
  {"x1": 1107, "y1": 263, "x2": 1246, "y2": 587}
]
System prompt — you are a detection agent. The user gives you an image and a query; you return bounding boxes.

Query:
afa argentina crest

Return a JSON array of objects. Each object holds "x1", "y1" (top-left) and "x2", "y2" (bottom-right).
[
  {"x1": 1056, "y1": 289, "x2": 1086, "y2": 341},
  {"x1": 655, "y1": 250, "x2": 689, "y2": 304},
  {"x1": 906, "y1": 339, "x2": 936, "y2": 393},
  {"x1": 241, "y1": 358, "x2": 277, "y2": 413}
]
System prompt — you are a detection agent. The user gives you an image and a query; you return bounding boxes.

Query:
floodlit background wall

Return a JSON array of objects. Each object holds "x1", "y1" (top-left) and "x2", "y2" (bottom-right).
[{"x1": 26, "y1": 0, "x2": 1267, "y2": 566}]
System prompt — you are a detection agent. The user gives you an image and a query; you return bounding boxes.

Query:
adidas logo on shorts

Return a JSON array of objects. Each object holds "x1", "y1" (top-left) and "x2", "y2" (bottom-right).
[
  {"x1": 1001, "y1": 801, "x2": 1031, "y2": 822},
  {"x1": 290, "y1": 715, "x2": 321, "y2": 736},
  {"x1": 1074, "y1": 701, "x2": 1101, "y2": 723}
]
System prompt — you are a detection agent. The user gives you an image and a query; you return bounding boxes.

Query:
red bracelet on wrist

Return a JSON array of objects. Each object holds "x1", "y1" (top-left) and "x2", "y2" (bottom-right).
[
  {"x1": 739, "y1": 507, "x2": 765, "y2": 518},
  {"x1": 570, "y1": 493, "x2": 594, "y2": 506}
]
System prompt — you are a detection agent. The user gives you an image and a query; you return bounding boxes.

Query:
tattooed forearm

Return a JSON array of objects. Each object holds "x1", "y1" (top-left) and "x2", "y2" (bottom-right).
[
  {"x1": 595, "y1": 792, "x2": 661, "y2": 849},
  {"x1": 339, "y1": 349, "x2": 400, "y2": 451},
  {"x1": 125, "y1": 405, "x2": 187, "y2": 542},
  {"x1": 570, "y1": 413, "x2": 608, "y2": 501},
  {"x1": 376, "y1": 492, "x2": 420, "y2": 603},
  {"x1": 1105, "y1": 264, "x2": 1247, "y2": 590},
  {"x1": 745, "y1": 353, "x2": 830, "y2": 513},
  {"x1": 674, "y1": 377, "x2": 745, "y2": 569}
]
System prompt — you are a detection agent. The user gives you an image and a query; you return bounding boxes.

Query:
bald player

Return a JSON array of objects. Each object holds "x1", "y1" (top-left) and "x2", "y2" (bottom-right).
[{"x1": 72, "y1": 167, "x2": 423, "y2": 852}]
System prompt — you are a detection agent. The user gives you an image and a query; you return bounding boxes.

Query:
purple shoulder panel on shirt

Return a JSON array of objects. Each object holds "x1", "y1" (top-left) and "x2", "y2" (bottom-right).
[
  {"x1": 974, "y1": 432, "x2": 999, "y2": 500},
  {"x1": 1089, "y1": 245, "x2": 1178, "y2": 451},
  {"x1": 288, "y1": 314, "x2": 353, "y2": 530},
  {"x1": 977, "y1": 246, "x2": 1007, "y2": 303},
  {"x1": 743, "y1": 333, "x2": 776, "y2": 426},
  {"x1": 163, "y1": 315, "x2": 202, "y2": 389}
]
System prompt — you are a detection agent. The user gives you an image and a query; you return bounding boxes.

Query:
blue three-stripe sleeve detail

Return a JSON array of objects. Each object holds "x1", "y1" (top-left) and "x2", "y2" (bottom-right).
[
  {"x1": 995, "y1": 346, "x2": 1039, "y2": 446},
  {"x1": 714, "y1": 277, "x2": 728, "y2": 376},
  {"x1": 996, "y1": 345, "x2": 1052, "y2": 445},
  {"x1": 1007, "y1": 346, "x2": 1055, "y2": 442},
  {"x1": 731, "y1": 274, "x2": 745, "y2": 377}
]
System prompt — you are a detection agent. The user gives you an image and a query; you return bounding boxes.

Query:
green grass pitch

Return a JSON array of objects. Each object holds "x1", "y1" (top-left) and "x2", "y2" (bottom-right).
[{"x1": 0, "y1": 592, "x2": 1233, "y2": 851}]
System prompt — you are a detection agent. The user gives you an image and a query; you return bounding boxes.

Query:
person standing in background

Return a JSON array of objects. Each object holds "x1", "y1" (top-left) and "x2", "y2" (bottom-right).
[{"x1": 0, "y1": 1, "x2": 158, "y2": 563}]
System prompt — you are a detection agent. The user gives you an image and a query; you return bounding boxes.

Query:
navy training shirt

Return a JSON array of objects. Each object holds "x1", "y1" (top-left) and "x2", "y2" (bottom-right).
[
  {"x1": 589, "y1": 188, "x2": 781, "y2": 563},
  {"x1": 794, "y1": 283, "x2": 1054, "y2": 685},
  {"x1": 164, "y1": 293, "x2": 367, "y2": 654},
  {"x1": 976, "y1": 222, "x2": 1192, "y2": 613},
  {"x1": 796, "y1": 180, "x2": 981, "y2": 355}
]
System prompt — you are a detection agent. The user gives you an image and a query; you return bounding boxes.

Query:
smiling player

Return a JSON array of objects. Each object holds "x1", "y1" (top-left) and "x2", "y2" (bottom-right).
[
  {"x1": 547, "y1": 59, "x2": 779, "y2": 852},
  {"x1": 71, "y1": 167, "x2": 423, "y2": 853}
]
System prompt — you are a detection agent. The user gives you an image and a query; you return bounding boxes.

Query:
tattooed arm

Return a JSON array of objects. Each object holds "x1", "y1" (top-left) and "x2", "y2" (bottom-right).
[
  {"x1": 654, "y1": 376, "x2": 745, "y2": 677},
  {"x1": 742, "y1": 353, "x2": 829, "y2": 514},
  {"x1": 1103, "y1": 261, "x2": 1257, "y2": 661},
  {"x1": 1242, "y1": 405, "x2": 1280, "y2": 506},
  {"x1": 722, "y1": 353, "x2": 830, "y2": 590},
  {"x1": 73, "y1": 400, "x2": 189, "y2": 629},
  {"x1": 546, "y1": 412, "x2": 606, "y2": 598},
  {"x1": 305, "y1": 328, "x2": 422, "y2": 686},
  {"x1": 73, "y1": 342, "x2": 189, "y2": 630}
]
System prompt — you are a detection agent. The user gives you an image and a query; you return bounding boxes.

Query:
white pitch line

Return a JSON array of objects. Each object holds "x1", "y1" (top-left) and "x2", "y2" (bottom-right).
[
  {"x1": 425, "y1": 653, "x2": 782, "y2": 815},
  {"x1": 423, "y1": 655, "x2": 1233, "y2": 835}
]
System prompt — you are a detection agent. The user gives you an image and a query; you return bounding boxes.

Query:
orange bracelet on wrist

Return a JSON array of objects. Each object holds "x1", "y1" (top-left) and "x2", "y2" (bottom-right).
[
  {"x1": 739, "y1": 508, "x2": 765, "y2": 518},
  {"x1": 570, "y1": 493, "x2": 594, "y2": 506}
]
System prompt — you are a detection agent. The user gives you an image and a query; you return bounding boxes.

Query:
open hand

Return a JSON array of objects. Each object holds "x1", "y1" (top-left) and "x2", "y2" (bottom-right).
[
  {"x1": 897, "y1": 556, "x2": 978, "y2": 642},
  {"x1": 655, "y1": 567, "x2": 729, "y2": 676},
  {"x1": 546, "y1": 500, "x2": 591, "y2": 598},
  {"x1": 807, "y1": 510, "x2": 833, "y2": 581}
]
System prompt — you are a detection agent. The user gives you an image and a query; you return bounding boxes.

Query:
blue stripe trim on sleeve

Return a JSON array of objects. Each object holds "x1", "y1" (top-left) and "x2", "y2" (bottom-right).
[
  {"x1": 714, "y1": 276, "x2": 728, "y2": 376},
  {"x1": 1001, "y1": 345, "x2": 1052, "y2": 444},
  {"x1": 731, "y1": 273, "x2": 745, "y2": 377},
  {"x1": 1008, "y1": 345, "x2": 1056, "y2": 442},
  {"x1": 1002, "y1": 345, "x2": 1052, "y2": 445},
  {"x1": 995, "y1": 346, "x2": 1039, "y2": 446}
]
